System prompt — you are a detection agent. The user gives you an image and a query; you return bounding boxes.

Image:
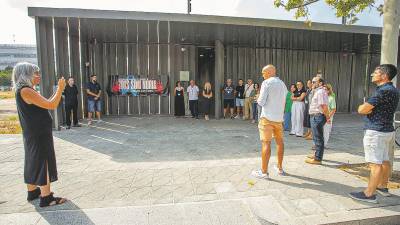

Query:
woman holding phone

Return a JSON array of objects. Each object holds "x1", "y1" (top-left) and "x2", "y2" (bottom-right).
[{"x1": 13, "y1": 62, "x2": 67, "y2": 207}]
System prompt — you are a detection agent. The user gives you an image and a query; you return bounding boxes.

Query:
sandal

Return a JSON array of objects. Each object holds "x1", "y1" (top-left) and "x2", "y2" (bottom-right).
[
  {"x1": 27, "y1": 187, "x2": 41, "y2": 201},
  {"x1": 39, "y1": 193, "x2": 67, "y2": 207}
]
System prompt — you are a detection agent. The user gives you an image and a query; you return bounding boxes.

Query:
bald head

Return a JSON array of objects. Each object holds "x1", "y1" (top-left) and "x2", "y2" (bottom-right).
[{"x1": 261, "y1": 64, "x2": 276, "y2": 79}]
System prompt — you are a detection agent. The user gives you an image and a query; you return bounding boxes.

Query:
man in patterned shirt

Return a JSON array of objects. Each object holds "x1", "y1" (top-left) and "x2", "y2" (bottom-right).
[{"x1": 349, "y1": 64, "x2": 399, "y2": 204}]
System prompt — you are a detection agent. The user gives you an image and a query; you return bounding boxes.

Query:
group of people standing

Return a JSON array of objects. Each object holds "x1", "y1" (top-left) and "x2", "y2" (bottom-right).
[
  {"x1": 251, "y1": 63, "x2": 399, "y2": 205},
  {"x1": 283, "y1": 77, "x2": 337, "y2": 147},
  {"x1": 173, "y1": 80, "x2": 213, "y2": 120},
  {"x1": 222, "y1": 78, "x2": 261, "y2": 123},
  {"x1": 174, "y1": 78, "x2": 262, "y2": 122},
  {"x1": 10, "y1": 60, "x2": 400, "y2": 208}
]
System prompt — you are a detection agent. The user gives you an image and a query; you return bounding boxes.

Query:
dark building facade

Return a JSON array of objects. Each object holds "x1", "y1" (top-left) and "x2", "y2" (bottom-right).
[{"x1": 29, "y1": 7, "x2": 399, "y2": 128}]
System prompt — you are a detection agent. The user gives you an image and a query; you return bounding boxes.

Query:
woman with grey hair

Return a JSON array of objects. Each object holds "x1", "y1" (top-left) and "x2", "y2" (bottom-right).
[{"x1": 13, "y1": 62, "x2": 67, "y2": 207}]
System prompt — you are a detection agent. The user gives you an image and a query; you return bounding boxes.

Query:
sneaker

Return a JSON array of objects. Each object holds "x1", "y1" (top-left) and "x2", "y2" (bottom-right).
[
  {"x1": 66, "y1": 126, "x2": 71, "y2": 129},
  {"x1": 251, "y1": 120, "x2": 255, "y2": 123},
  {"x1": 230, "y1": 116, "x2": 234, "y2": 119},
  {"x1": 274, "y1": 165, "x2": 286, "y2": 176},
  {"x1": 376, "y1": 188, "x2": 391, "y2": 197},
  {"x1": 234, "y1": 115, "x2": 240, "y2": 119},
  {"x1": 251, "y1": 170, "x2": 269, "y2": 179},
  {"x1": 349, "y1": 191, "x2": 378, "y2": 204},
  {"x1": 305, "y1": 158, "x2": 321, "y2": 165},
  {"x1": 97, "y1": 119, "x2": 103, "y2": 123},
  {"x1": 88, "y1": 120, "x2": 92, "y2": 125},
  {"x1": 73, "y1": 124, "x2": 81, "y2": 127},
  {"x1": 289, "y1": 133, "x2": 295, "y2": 136}
]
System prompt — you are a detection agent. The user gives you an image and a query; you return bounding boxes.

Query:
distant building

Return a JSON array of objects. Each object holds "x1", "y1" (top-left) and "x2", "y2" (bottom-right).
[{"x1": 0, "y1": 44, "x2": 37, "y2": 70}]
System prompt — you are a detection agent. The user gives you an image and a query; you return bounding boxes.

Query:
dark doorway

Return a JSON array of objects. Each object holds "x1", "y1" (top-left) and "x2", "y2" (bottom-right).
[{"x1": 196, "y1": 47, "x2": 215, "y2": 117}]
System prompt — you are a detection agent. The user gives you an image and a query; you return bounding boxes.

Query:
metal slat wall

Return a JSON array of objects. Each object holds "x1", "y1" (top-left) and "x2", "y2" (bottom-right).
[
  {"x1": 44, "y1": 17, "x2": 389, "y2": 119},
  {"x1": 86, "y1": 20, "x2": 174, "y2": 116}
]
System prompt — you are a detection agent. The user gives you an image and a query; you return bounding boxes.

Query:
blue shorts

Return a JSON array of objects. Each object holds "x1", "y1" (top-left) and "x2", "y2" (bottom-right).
[
  {"x1": 236, "y1": 98, "x2": 244, "y2": 107},
  {"x1": 88, "y1": 100, "x2": 102, "y2": 112}
]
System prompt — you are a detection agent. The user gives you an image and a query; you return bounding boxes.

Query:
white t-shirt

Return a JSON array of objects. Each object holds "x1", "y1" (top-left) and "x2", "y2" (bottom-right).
[
  {"x1": 187, "y1": 85, "x2": 199, "y2": 100},
  {"x1": 257, "y1": 76, "x2": 288, "y2": 122},
  {"x1": 244, "y1": 84, "x2": 254, "y2": 98}
]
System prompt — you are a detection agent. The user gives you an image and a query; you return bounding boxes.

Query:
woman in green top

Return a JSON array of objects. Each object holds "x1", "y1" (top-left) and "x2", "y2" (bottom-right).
[
  {"x1": 284, "y1": 84, "x2": 296, "y2": 131},
  {"x1": 250, "y1": 83, "x2": 260, "y2": 123},
  {"x1": 323, "y1": 83, "x2": 336, "y2": 147}
]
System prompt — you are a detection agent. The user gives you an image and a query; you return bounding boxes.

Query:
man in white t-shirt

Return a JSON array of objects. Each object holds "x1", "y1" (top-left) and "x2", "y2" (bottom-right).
[
  {"x1": 187, "y1": 80, "x2": 200, "y2": 119},
  {"x1": 244, "y1": 79, "x2": 254, "y2": 120},
  {"x1": 252, "y1": 65, "x2": 288, "y2": 179}
]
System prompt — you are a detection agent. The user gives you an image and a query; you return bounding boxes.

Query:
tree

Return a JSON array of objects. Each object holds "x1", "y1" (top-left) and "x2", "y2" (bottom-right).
[
  {"x1": 0, "y1": 68, "x2": 13, "y2": 87},
  {"x1": 273, "y1": 0, "x2": 399, "y2": 81},
  {"x1": 273, "y1": 0, "x2": 382, "y2": 25}
]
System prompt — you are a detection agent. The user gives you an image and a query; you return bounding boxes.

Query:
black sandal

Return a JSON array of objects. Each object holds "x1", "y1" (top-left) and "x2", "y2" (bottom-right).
[
  {"x1": 39, "y1": 193, "x2": 67, "y2": 207},
  {"x1": 27, "y1": 187, "x2": 41, "y2": 201}
]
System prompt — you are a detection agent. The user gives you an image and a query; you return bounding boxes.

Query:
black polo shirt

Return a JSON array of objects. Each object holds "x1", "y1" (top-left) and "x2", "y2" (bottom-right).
[
  {"x1": 87, "y1": 81, "x2": 101, "y2": 101},
  {"x1": 364, "y1": 82, "x2": 399, "y2": 132},
  {"x1": 63, "y1": 84, "x2": 78, "y2": 106}
]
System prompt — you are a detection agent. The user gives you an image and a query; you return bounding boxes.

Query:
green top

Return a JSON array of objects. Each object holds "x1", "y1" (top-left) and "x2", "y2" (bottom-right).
[
  {"x1": 328, "y1": 93, "x2": 336, "y2": 112},
  {"x1": 284, "y1": 92, "x2": 293, "y2": 113}
]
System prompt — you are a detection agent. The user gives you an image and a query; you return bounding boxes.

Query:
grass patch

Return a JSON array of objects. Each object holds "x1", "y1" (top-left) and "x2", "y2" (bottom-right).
[
  {"x1": 339, "y1": 163, "x2": 400, "y2": 189},
  {"x1": 0, "y1": 115, "x2": 21, "y2": 134},
  {"x1": 0, "y1": 91, "x2": 15, "y2": 99}
]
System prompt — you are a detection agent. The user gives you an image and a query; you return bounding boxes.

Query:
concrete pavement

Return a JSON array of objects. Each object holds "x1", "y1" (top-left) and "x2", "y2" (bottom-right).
[{"x1": 0, "y1": 114, "x2": 399, "y2": 224}]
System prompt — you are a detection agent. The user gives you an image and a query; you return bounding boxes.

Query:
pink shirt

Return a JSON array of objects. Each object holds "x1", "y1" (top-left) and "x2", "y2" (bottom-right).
[{"x1": 309, "y1": 87, "x2": 328, "y2": 115}]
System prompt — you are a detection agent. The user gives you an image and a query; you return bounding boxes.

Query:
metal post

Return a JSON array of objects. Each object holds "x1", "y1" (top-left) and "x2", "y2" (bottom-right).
[{"x1": 363, "y1": 34, "x2": 371, "y2": 101}]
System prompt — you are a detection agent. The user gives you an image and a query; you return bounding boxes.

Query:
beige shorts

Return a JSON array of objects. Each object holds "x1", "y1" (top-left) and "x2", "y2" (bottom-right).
[
  {"x1": 363, "y1": 130, "x2": 395, "y2": 164},
  {"x1": 258, "y1": 118, "x2": 284, "y2": 142}
]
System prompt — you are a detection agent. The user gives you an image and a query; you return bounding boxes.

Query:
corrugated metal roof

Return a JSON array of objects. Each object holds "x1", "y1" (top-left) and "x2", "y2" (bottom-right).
[{"x1": 28, "y1": 7, "x2": 382, "y2": 35}]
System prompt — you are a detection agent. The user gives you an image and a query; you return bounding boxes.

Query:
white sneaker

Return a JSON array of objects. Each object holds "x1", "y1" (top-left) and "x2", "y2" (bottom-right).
[
  {"x1": 97, "y1": 119, "x2": 103, "y2": 123},
  {"x1": 234, "y1": 115, "x2": 240, "y2": 119},
  {"x1": 251, "y1": 170, "x2": 269, "y2": 179},
  {"x1": 274, "y1": 165, "x2": 286, "y2": 176},
  {"x1": 88, "y1": 120, "x2": 92, "y2": 125}
]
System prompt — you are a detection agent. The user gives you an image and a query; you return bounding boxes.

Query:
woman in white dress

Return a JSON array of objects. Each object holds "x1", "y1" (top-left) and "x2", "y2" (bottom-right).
[{"x1": 290, "y1": 81, "x2": 306, "y2": 137}]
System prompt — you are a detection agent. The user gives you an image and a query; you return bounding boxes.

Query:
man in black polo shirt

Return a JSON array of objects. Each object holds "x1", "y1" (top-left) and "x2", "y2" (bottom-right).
[
  {"x1": 349, "y1": 64, "x2": 399, "y2": 204},
  {"x1": 87, "y1": 74, "x2": 102, "y2": 125},
  {"x1": 63, "y1": 77, "x2": 81, "y2": 129}
]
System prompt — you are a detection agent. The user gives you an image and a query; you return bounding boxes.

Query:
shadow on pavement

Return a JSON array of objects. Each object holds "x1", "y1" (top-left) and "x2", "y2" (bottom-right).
[
  {"x1": 52, "y1": 114, "x2": 369, "y2": 163},
  {"x1": 273, "y1": 173, "x2": 400, "y2": 211},
  {"x1": 31, "y1": 199, "x2": 95, "y2": 225}
]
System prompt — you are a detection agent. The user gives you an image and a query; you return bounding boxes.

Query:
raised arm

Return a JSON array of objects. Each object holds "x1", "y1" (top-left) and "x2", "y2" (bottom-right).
[{"x1": 21, "y1": 77, "x2": 66, "y2": 110}]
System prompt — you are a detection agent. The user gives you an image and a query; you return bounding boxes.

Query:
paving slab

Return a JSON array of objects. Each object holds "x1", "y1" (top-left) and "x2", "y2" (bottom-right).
[{"x1": 0, "y1": 114, "x2": 399, "y2": 224}]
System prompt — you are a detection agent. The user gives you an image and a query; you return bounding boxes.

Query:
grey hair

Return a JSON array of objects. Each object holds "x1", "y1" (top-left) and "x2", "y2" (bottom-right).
[{"x1": 12, "y1": 62, "x2": 40, "y2": 90}]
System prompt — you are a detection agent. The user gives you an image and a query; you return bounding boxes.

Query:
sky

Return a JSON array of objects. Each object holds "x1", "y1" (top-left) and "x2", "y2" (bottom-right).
[{"x1": 0, "y1": 0, "x2": 384, "y2": 45}]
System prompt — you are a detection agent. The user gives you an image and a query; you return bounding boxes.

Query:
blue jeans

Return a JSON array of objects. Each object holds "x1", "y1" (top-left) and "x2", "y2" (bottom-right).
[
  {"x1": 252, "y1": 102, "x2": 258, "y2": 122},
  {"x1": 284, "y1": 112, "x2": 291, "y2": 131},
  {"x1": 88, "y1": 99, "x2": 102, "y2": 112},
  {"x1": 311, "y1": 114, "x2": 326, "y2": 161}
]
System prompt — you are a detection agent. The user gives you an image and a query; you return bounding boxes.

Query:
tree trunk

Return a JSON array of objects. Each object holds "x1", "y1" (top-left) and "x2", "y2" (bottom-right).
[
  {"x1": 380, "y1": 0, "x2": 400, "y2": 173},
  {"x1": 380, "y1": 0, "x2": 400, "y2": 79}
]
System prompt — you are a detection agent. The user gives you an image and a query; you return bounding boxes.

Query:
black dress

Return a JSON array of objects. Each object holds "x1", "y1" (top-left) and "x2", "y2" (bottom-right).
[
  {"x1": 16, "y1": 86, "x2": 58, "y2": 186},
  {"x1": 203, "y1": 89, "x2": 212, "y2": 115},
  {"x1": 174, "y1": 88, "x2": 185, "y2": 116},
  {"x1": 303, "y1": 89, "x2": 311, "y2": 128}
]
